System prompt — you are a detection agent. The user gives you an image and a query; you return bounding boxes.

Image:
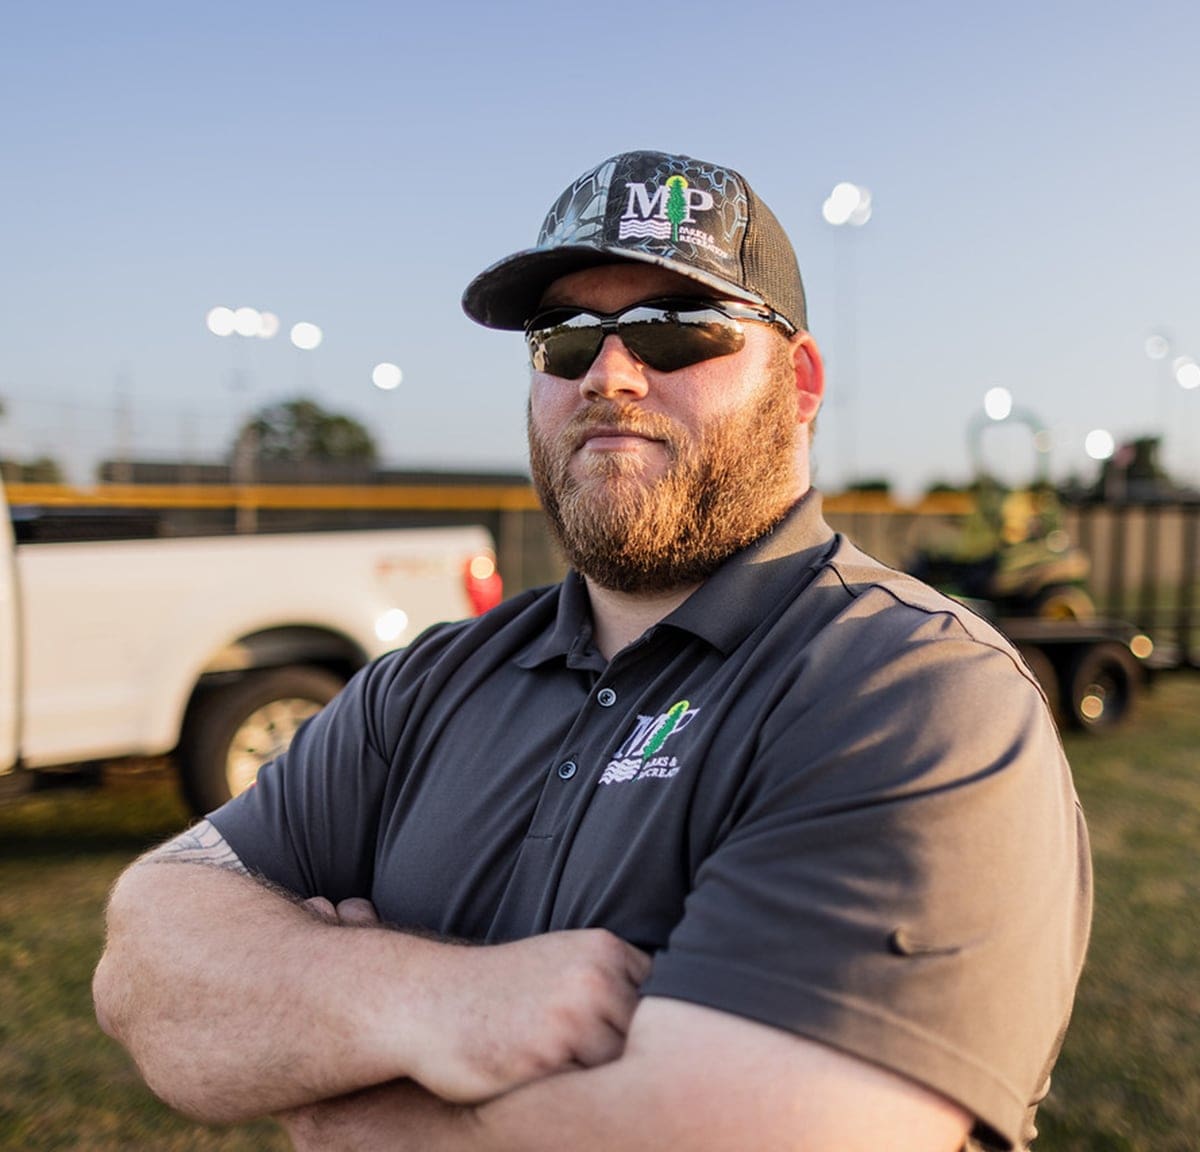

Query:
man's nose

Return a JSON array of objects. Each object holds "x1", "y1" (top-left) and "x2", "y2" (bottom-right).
[{"x1": 579, "y1": 335, "x2": 650, "y2": 401}]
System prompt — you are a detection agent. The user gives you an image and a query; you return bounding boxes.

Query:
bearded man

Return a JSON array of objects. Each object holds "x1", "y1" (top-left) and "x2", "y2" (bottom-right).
[{"x1": 94, "y1": 151, "x2": 1091, "y2": 1152}]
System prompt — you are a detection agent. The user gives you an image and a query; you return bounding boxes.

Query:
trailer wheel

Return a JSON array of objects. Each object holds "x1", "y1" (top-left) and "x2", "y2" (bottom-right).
[
  {"x1": 1066, "y1": 643, "x2": 1139, "y2": 733},
  {"x1": 178, "y1": 666, "x2": 344, "y2": 817}
]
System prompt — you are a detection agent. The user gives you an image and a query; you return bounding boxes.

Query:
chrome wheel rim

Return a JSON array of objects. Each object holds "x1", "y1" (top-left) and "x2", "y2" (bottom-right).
[{"x1": 225, "y1": 697, "x2": 323, "y2": 796}]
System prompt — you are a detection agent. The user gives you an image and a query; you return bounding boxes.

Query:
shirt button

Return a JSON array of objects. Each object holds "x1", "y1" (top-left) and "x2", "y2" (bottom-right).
[
  {"x1": 557, "y1": 761, "x2": 578, "y2": 780},
  {"x1": 597, "y1": 688, "x2": 617, "y2": 707}
]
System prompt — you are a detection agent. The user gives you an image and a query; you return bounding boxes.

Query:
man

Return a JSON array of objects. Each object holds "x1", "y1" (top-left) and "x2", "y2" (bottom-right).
[{"x1": 94, "y1": 150, "x2": 1091, "y2": 1151}]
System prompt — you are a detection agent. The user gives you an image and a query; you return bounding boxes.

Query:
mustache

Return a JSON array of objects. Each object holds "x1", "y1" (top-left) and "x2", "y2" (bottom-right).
[{"x1": 564, "y1": 403, "x2": 681, "y2": 452}]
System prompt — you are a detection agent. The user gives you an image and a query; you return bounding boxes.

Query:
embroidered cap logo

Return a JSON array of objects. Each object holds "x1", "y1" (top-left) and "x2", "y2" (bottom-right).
[{"x1": 618, "y1": 176, "x2": 716, "y2": 244}]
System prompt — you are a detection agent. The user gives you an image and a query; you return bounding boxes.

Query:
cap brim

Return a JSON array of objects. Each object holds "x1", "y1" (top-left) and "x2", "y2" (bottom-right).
[{"x1": 462, "y1": 244, "x2": 766, "y2": 331}]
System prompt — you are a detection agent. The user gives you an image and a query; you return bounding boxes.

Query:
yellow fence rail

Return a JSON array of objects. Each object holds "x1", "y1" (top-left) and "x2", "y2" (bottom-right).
[
  {"x1": 5, "y1": 483, "x2": 975, "y2": 517},
  {"x1": 5, "y1": 483, "x2": 545, "y2": 513}
]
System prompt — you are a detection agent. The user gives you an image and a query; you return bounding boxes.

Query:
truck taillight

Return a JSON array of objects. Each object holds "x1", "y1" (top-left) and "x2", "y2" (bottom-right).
[{"x1": 464, "y1": 550, "x2": 503, "y2": 616}]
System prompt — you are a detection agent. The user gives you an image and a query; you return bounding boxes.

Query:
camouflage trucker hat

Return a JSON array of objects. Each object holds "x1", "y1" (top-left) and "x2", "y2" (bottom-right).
[{"x1": 462, "y1": 149, "x2": 807, "y2": 333}]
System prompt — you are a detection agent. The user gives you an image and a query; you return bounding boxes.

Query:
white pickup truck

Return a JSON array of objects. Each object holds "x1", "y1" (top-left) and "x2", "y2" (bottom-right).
[{"x1": 0, "y1": 482, "x2": 501, "y2": 815}]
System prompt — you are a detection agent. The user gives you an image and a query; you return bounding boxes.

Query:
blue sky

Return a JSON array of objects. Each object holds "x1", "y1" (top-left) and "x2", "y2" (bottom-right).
[{"x1": 3, "y1": 0, "x2": 1198, "y2": 495}]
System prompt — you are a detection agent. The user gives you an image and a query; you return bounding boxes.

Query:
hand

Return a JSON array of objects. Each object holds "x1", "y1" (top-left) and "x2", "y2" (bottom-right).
[
  {"x1": 301, "y1": 896, "x2": 382, "y2": 927},
  {"x1": 297, "y1": 898, "x2": 650, "y2": 1105},
  {"x1": 408, "y1": 928, "x2": 651, "y2": 1104}
]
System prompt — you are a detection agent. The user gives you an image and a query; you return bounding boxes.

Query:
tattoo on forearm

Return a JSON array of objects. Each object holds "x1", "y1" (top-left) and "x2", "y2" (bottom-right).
[{"x1": 143, "y1": 819, "x2": 251, "y2": 876}]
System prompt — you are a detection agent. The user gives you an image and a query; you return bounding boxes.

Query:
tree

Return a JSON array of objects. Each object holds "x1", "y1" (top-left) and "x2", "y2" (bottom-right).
[
  {"x1": 924, "y1": 479, "x2": 966, "y2": 496},
  {"x1": 665, "y1": 175, "x2": 688, "y2": 243},
  {"x1": 844, "y1": 477, "x2": 892, "y2": 495},
  {"x1": 0, "y1": 455, "x2": 64, "y2": 483},
  {"x1": 21, "y1": 455, "x2": 64, "y2": 483},
  {"x1": 234, "y1": 398, "x2": 377, "y2": 464},
  {"x1": 0, "y1": 398, "x2": 64, "y2": 482}
]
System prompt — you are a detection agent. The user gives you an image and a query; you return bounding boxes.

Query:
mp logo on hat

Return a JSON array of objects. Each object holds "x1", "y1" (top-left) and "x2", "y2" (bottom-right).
[{"x1": 620, "y1": 175, "x2": 715, "y2": 243}]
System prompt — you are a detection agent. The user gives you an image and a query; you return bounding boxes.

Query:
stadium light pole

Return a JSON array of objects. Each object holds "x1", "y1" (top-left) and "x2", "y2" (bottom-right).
[
  {"x1": 822, "y1": 183, "x2": 872, "y2": 491},
  {"x1": 1145, "y1": 331, "x2": 1174, "y2": 439},
  {"x1": 206, "y1": 306, "x2": 281, "y2": 531},
  {"x1": 1144, "y1": 331, "x2": 1200, "y2": 487}
]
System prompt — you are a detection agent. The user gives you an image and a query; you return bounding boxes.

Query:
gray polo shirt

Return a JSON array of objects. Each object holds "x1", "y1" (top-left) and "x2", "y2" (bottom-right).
[{"x1": 210, "y1": 492, "x2": 1091, "y2": 1151}]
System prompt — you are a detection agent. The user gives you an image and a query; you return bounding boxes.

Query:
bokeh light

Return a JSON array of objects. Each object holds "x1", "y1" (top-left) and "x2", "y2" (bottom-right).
[
  {"x1": 469, "y1": 553, "x2": 497, "y2": 581},
  {"x1": 984, "y1": 387, "x2": 1013, "y2": 421},
  {"x1": 1173, "y1": 356, "x2": 1200, "y2": 390},
  {"x1": 233, "y1": 307, "x2": 262, "y2": 337},
  {"x1": 1085, "y1": 429, "x2": 1115, "y2": 460},
  {"x1": 258, "y1": 311, "x2": 280, "y2": 339},
  {"x1": 290, "y1": 321, "x2": 323, "y2": 351},
  {"x1": 822, "y1": 182, "x2": 872, "y2": 226},
  {"x1": 374, "y1": 608, "x2": 409, "y2": 643},
  {"x1": 1144, "y1": 333, "x2": 1171, "y2": 360},
  {"x1": 205, "y1": 306, "x2": 236, "y2": 337},
  {"x1": 372, "y1": 362, "x2": 403, "y2": 390}
]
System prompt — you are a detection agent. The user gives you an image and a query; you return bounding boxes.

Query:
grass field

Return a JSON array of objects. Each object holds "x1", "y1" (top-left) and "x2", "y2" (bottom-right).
[
  {"x1": 0, "y1": 765, "x2": 289, "y2": 1152},
  {"x1": 2, "y1": 674, "x2": 1198, "y2": 1151}
]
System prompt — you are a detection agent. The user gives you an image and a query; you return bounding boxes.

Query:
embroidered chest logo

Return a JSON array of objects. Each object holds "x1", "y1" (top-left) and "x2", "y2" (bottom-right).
[{"x1": 599, "y1": 699, "x2": 700, "y2": 785}]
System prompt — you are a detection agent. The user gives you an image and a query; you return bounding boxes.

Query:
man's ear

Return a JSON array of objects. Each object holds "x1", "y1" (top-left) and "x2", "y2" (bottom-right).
[{"x1": 791, "y1": 333, "x2": 825, "y2": 425}]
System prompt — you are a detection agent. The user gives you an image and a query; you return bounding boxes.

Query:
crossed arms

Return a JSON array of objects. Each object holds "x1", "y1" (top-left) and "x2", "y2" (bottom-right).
[{"x1": 93, "y1": 820, "x2": 972, "y2": 1151}]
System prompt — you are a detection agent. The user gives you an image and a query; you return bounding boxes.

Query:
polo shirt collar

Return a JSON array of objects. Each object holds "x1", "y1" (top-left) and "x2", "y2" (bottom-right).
[
  {"x1": 515, "y1": 490, "x2": 836, "y2": 668},
  {"x1": 515, "y1": 567, "x2": 600, "y2": 670},
  {"x1": 663, "y1": 490, "x2": 836, "y2": 653}
]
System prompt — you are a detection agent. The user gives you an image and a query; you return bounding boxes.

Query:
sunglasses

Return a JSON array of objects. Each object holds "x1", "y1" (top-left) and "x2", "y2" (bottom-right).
[{"x1": 524, "y1": 296, "x2": 796, "y2": 379}]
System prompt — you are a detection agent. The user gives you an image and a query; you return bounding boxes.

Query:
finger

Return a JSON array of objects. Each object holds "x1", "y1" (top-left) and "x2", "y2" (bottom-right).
[
  {"x1": 623, "y1": 944, "x2": 653, "y2": 985},
  {"x1": 336, "y1": 897, "x2": 381, "y2": 926},
  {"x1": 569, "y1": 1018, "x2": 628, "y2": 1069},
  {"x1": 599, "y1": 970, "x2": 644, "y2": 1036},
  {"x1": 302, "y1": 897, "x2": 338, "y2": 923}
]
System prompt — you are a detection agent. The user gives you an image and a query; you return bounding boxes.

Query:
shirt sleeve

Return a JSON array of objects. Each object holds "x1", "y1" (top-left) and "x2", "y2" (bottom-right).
[
  {"x1": 206, "y1": 642, "x2": 431, "y2": 902},
  {"x1": 641, "y1": 609, "x2": 1092, "y2": 1151}
]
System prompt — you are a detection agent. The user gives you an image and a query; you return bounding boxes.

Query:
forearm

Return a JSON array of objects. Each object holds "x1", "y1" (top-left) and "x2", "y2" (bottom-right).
[
  {"x1": 93, "y1": 859, "x2": 438, "y2": 1123},
  {"x1": 279, "y1": 999, "x2": 972, "y2": 1152},
  {"x1": 280, "y1": 1079, "x2": 467, "y2": 1151},
  {"x1": 277, "y1": 1053, "x2": 732, "y2": 1152},
  {"x1": 275, "y1": 1021, "x2": 753, "y2": 1152},
  {"x1": 329, "y1": 1057, "x2": 702, "y2": 1152},
  {"x1": 95, "y1": 842, "x2": 648, "y2": 1126}
]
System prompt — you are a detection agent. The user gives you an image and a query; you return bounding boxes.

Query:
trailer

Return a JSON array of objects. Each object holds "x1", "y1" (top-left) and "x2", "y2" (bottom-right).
[
  {"x1": 987, "y1": 614, "x2": 1162, "y2": 734},
  {"x1": 907, "y1": 409, "x2": 1176, "y2": 734}
]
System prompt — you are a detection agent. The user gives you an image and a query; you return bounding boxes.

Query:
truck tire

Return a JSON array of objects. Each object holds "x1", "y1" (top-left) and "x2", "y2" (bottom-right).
[
  {"x1": 1065, "y1": 642, "x2": 1139, "y2": 733},
  {"x1": 179, "y1": 665, "x2": 344, "y2": 817}
]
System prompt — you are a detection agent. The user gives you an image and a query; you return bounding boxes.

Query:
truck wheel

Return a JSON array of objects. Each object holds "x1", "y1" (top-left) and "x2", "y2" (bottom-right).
[
  {"x1": 179, "y1": 666, "x2": 344, "y2": 816},
  {"x1": 1066, "y1": 643, "x2": 1139, "y2": 733}
]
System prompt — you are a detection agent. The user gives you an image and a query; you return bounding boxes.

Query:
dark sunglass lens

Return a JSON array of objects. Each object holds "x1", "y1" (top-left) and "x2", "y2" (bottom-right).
[
  {"x1": 528, "y1": 316, "x2": 603, "y2": 378},
  {"x1": 622, "y1": 310, "x2": 745, "y2": 372},
  {"x1": 527, "y1": 302, "x2": 752, "y2": 377}
]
